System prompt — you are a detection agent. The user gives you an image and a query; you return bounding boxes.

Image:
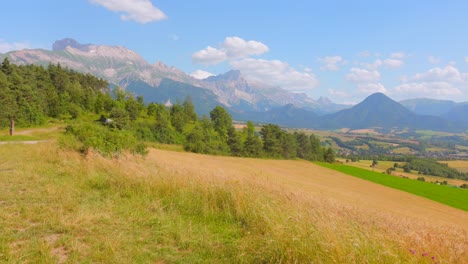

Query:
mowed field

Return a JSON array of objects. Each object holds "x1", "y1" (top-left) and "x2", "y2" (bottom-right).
[{"x1": 1, "y1": 141, "x2": 467, "y2": 262}]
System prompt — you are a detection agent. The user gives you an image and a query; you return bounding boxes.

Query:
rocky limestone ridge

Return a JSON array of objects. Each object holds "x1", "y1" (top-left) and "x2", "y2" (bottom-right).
[
  {"x1": 52, "y1": 38, "x2": 91, "y2": 51},
  {"x1": 1, "y1": 38, "x2": 348, "y2": 113}
]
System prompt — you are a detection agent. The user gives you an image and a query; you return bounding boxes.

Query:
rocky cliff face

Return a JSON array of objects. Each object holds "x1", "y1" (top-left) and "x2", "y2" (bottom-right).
[{"x1": 3, "y1": 38, "x2": 346, "y2": 113}]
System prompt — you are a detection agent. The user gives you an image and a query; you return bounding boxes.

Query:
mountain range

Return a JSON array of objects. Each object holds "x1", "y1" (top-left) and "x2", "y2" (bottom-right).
[
  {"x1": 0, "y1": 38, "x2": 347, "y2": 115},
  {"x1": 1, "y1": 38, "x2": 467, "y2": 132}
]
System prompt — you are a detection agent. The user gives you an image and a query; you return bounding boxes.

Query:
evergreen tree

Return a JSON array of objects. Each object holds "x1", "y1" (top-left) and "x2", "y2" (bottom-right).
[
  {"x1": 210, "y1": 106, "x2": 233, "y2": 142},
  {"x1": 242, "y1": 121, "x2": 262, "y2": 157},
  {"x1": 260, "y1": 124, "x2": 284, "y2": 157},
  {"x1": 183, "y1": 96, "x2": 197, "y2": 122}
]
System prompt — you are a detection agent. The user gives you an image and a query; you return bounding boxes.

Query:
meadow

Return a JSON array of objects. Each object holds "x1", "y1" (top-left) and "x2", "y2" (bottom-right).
[
  {"x1": 0, "y1": 138, "x2": 467, "y2": 263},
  {"x1": 338, "y1": 159, "x2": 468, "y2": 186},
  {"x1": 318, "y1": 162, "x2": 468, "y2": 211}
]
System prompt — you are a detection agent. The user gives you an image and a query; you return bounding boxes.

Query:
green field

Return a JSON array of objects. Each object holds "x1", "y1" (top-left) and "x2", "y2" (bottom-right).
[{"x1": 318, "y1": 163, "x2": 468, "y2": 211}]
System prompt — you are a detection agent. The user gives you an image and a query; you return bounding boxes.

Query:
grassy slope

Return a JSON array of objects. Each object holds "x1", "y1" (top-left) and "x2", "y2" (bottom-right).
[
  {"x1": 318, "y1": 162, "x2": 468, "y2": 211},
  {"x1": 338, "y1": 159, "x2": 468, "y2": 186},
  {"x1": 0, "y1": 139, "x2": 467, "y2": 262}
]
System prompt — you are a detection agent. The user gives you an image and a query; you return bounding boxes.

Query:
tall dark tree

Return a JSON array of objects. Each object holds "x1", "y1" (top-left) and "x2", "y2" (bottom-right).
[
  {"x1": 210, "y1": 106, "x2": 233, "y2": 142},
  {"x1": 242, "y1": 121, "x2": 262, "y2": 157},
  {"x1": 183, "y1": 96, "x2": 197, "y2": 122},
  {"x1": 260, "y1": 124, "x2": 284, "y2": 158}
]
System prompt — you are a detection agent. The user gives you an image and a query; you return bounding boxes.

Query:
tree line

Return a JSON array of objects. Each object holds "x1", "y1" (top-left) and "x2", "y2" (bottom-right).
[
  {"x1": 1, "y1": 59, "x2": 334, "y2": 162},
  {"x1": 0, "y1": 58, "x2": 109, "y2": 128}
]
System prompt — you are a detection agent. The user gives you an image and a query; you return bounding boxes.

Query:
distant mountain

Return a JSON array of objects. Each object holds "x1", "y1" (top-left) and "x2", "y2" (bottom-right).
[
  {"x1": 1, "y1": 38, "x2": 346, "y2": 116},
  {"x1": 443, "y1": 103, "x2": 468, "y2": 124},
  {"x1": 322, "y1": 93, "x2": 455, "y2": 131},
  {"x1": 2, "y1": 39, "x2": 465, "y2": 132},
  {"x1": 234, "y1": 104, "x2": 320, "y2": 128},
  {"x1": 399, "y1": 98, "x2": 457, "y2": 116}
]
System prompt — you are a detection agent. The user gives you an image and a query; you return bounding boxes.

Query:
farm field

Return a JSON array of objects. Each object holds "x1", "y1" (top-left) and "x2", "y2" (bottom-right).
[
  {"x1": 0, "y1": 138, "x2": 467, "y2": 262},
  {"x1": 319, "y1": 162, "x2": 468, "y2": 211},
  {"x1": 338, "y1": 159, "x2": 468, "y2": 186},
  {"x1": 443, "y1": 160, "x2": 468, "y2": 173}
]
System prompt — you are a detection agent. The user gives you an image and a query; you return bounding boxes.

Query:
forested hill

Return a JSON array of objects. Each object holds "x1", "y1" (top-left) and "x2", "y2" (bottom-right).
[
  {"x1": 0, "y1": 58, "x2": 109, "y2": 127},
  {"x1": 0, "y1": 59, "x2": 334, "y2": 163}
]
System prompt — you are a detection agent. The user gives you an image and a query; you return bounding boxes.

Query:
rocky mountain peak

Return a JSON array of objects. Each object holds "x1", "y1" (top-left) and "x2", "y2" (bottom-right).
[
  {"x1": 317, "y1": 96, "x2": 332, "y2": 105},
  {"x1": 52, "y1": 38, "x2": 91, "y2": 51},
  {"x1": 206, "y1": 70, "x2": 242, "y2": 82}
]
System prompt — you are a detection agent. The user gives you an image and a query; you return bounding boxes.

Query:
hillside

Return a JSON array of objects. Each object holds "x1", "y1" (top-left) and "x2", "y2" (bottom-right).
[
  {"x1": 443, "y1": 103, "x2": 468, "y2": 124},
  {"x1": 322, "y1": 93, "x2": 456, "y2": 131},
  {"x1": 0, "y1": 140, "x2": 467, "y2": 262},
  {"x1": 399, "y1": 98, "x2": 457, "y2": 116}
]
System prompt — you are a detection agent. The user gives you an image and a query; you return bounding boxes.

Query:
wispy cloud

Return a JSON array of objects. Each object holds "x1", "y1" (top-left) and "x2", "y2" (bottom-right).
[
  {"x1": 428, "y1": 56, "x2": 440, "y2": 64},
  {"x1": 393, "y1": 65, "x2": 468, "y2": 99},
  {"x1": 346, "y1": 68, "x2": 381, "y2": 83},
  {"x1": 318, "y1": 56, "x2": 344, "y2": 71},
  {"x1": 230, "y1": 58, "x2": 319, "y2": 92},
  {"x1": 89, "y1": 0, "x2": 167, "y2": 23},
  {"x1": 0, "y1": 39, "x2": 30, "y2": 53}
]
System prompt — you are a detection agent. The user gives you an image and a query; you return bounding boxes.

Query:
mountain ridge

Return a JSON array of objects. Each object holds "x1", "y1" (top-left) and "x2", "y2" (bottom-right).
[
  {"x1": 1, "y1": 38, "x2": 347, "y2": 115},
  {"x1": 1, "y1": 39, "x2": 467, "y2": 131}
]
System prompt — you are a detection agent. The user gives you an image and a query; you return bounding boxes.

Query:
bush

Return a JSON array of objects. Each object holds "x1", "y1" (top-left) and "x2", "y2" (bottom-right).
[{"x1": 61, "y1": 123, "x2": 147, "y2": 157}]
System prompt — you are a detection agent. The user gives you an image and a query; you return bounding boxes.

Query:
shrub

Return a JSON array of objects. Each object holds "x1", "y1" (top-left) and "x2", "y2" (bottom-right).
[{"x1": 61, "y1": 123, "x2": 147, "y2": 157}]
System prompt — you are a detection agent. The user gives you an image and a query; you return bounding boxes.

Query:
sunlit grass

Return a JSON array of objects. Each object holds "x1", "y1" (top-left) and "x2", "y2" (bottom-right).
[
  {"x1": 319, "y1": 162, "x2": 468, "y2": 211},
  {"x1": 0, "y1": 139, "x2": 466, "y2": 262}
]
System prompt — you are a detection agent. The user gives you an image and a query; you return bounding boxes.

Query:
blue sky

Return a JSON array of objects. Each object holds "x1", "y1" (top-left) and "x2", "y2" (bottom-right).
[{"x1": 2, "y1": 0, "x2": 468, "y2": 104}]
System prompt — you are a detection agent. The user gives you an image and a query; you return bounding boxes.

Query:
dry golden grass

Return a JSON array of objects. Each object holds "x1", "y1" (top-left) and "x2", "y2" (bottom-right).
[
  {"x1": 444, "y1": 160, "x2": 468, "y2": 173},
  {"x1": 1, "y1": 142, "x2": 467, "y2": 262},
  {"x1": 150, "y1": 149, "x2": 468, "y2": 228},
  {"x1": 349, "y1": 128, "x2": 380, "y2": 134}
]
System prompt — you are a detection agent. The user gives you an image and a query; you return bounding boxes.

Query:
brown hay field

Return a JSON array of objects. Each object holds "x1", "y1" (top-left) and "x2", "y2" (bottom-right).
[
  {"x1": 443, "y1": 160, "x2": 468, "y2": 173},
  {"x1": 151, "y1": 149, "x2": 468, "y2": 228},
  {"x1": 348, "y1": 128, "x2": 380, "y2": 134},
  {"x1": 1, "y1": 142, "x2": 467, "y2": 262}
]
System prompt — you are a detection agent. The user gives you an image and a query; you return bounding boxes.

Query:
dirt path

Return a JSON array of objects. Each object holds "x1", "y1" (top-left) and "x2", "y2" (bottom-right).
[
  {"x1": 14, "y1": 126, "x2": 61, "y2": 136},
  {"x1": 147, "y1": 148, "x2": 468, "y2": 229}
]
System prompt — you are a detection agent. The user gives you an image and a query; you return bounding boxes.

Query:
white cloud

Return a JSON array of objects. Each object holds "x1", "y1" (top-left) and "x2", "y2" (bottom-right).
[
  {"x1": 358, "y1": 83, "x2": 387, "y2": 94},
  {"x1": 346, "y1": 68, "x2": 381, "y2": 83},
  {"x1": 358, "y1": 51, "x2": 372, "y2": 58},
  {"x1": 89, "y1": 0, "x2": 167, "y2": 23},
  {"x1": 394, "y1": 82, "x2": 462, "y2": 97},
  {"x1": 394, "y1": 65, "x2": 468, "y2": 99},
  {"x1": 192, "y1": 46, "x2": 227, "y2": 65},
  {"x1": 465, "y1": 57, "x2": 468, "y2": 63},
  {"x1": 328, "y1": 89, "x2": 350, "y2": 97},
  {"x1": 318, "y1": 56, "x2": 344, "y2": 71},
  {"x1": 406, "y1": 65, "x2": 468, "y2": 83},
  {"x1": 0, "y1": 39, "x2": 30, "y2": 53},
  {"x1": 190, "y1": 70, "x2": 215, "y2": 80},
  {"x1": 170, "y1": 34, "x2": 180, "y2": 41},
  {"x1": 390, "y1": 52, "x2": 405, "y2": 59},
  {"x1": 192, "y1": 36, "x2": 268, "y2": 65},
  {"x1": 428, "y1": 56, "x2": 440, "y2": 64},
  {"x1": 230, "y1": 58, "x2": 319, "y2": 92},
  {"x1": 357, "y1": 59, "x2": 382, "y2": 71},
  {"x1": 222, "y1": 37, "x2": 269, "y2": 58},
  {"x1": 383, "y1": 58, "x2": 404, "y2": 68}
]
